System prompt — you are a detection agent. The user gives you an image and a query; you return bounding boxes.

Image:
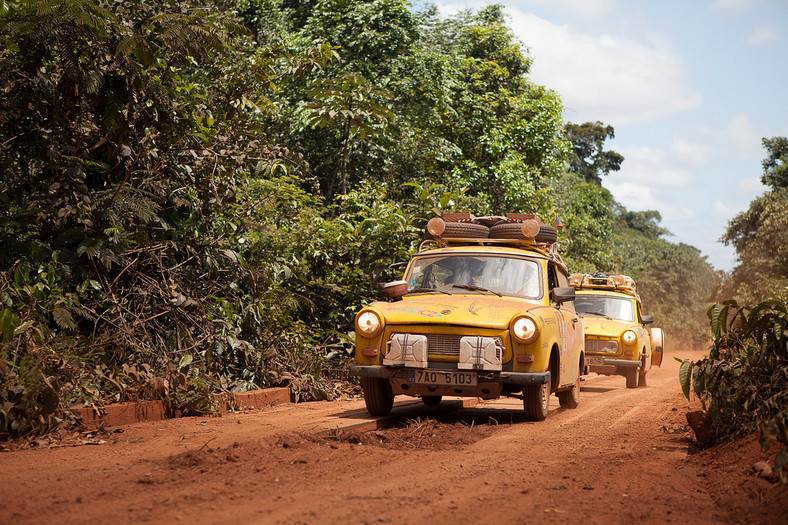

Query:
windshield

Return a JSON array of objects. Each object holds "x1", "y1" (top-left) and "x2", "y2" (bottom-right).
[
  {"x1": 574, "y1": 295, "x2": 636, "y2": 322},
  {"x1": 405, "y1": 254, "x2": 542, "y2": 298}
]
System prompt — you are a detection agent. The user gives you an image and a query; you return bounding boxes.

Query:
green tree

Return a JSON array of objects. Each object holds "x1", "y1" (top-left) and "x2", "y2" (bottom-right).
[
  {"x1": 618, "y1": 209, "x2": 669, "y2": 240},
  {"x1": 761, "y1": 136, "x2": 788, "y2": 189},
  {"x1": 257, "y1": 2, "x2": 569, "y2": 212},
  {"x1": 721, "y1": 189, "x2": 788, "y2": 303},
  {"x1": 383, "y1": 4, "x2": 568, "y2": 214},
  {"x1": 296, "y1": 0, "x2": 418, "y2": 78},
  {"x1": 298, "y1": 72, "x2": 394, "y2": 198},
  {"x1": 0, "y1": 0, "x2": 345, "y2": 433},
  {"x1": 246, "y1": 0, "x2": 415, "y2": 201},
  {"x1": 564, "y1": 121, "x2": 624, "y2": 185},
  {"x1": 720, "y1": 138, "x2": 788, "y2": 303},
  {"x1": 550, "y1": 171, "x2": 617, "y2": 272}
]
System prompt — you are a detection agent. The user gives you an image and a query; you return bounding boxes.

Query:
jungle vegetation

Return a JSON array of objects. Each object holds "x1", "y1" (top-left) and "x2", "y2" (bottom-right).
[
  {"x1": 675, "y1": 138, "x2": 788, "y2": 482},
  {"x1": 0, "y1": 0, "x2": 763, "y2": 438}
]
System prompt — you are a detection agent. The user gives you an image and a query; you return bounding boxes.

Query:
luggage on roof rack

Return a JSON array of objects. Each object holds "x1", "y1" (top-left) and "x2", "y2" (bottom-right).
[
  {"x1": 424, "y1": 214, "x2": 558, "y2": 244},
  {"x1": 569, "y1": 273, "x2": 638, "y2": 297}
]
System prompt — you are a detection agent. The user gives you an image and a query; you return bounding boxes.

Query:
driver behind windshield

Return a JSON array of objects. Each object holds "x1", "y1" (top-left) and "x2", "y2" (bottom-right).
[{"x1": 409, "y1": 256, "x2": 539, "y2": 298}]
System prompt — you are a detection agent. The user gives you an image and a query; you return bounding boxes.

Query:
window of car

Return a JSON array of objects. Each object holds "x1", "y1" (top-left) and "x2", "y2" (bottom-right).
[
  {"x1": 574, "y1": 295, "x2": 636, "y2": 322},
  {"x1": 406, "y1": 254, "x2": 543, "y2": 298}
]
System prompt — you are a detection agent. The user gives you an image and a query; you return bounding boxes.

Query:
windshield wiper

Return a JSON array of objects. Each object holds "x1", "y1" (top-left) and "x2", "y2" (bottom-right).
[
  {"x1": 408, "y1": 287, "x2": 452, "y2": 295},
  {"x1": 451, "y1": 284, "x2": 502, "y2": 297},
  {"x1": 579, "y1": 311, "x2": 612, "y2": 319}
]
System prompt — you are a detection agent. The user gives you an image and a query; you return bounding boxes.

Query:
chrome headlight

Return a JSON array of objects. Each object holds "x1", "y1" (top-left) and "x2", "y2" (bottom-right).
[
  {"x1": 357, "y1": 311, "x2": 383, "y2": 337},
  {"x1": 622, "y1": 330, "x2": 637, "y2": 344},
  {"x1": 512, "y1": 316, "x2": 539, "y2": 343}
]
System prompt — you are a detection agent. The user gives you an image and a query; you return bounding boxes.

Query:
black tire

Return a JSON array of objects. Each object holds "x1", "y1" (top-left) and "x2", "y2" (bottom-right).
[
  {"x1": 361, "y1": 376, "x2": 394, "y2": 416},
  {"x1": 625, "y1": 367, "x2": 638, "y2": 389},
  {"x1": 421, "y1": 395, "x2": 442, "y2": 406},
  {"x1": 488, "y1": 223, "x2": 558, "y2": 243},
  {"x1": 523, "y1": 382, "x2": 550, "y2": 421},
  {"x1": 426, "y1": 221, "x2": 489, "y2": 239},
  {"x1": 638, "y1": 357, "x2": 648, "y2": 387},
  {"x1": 557, "y1": 371, "x2": 580, "y2": 409}
]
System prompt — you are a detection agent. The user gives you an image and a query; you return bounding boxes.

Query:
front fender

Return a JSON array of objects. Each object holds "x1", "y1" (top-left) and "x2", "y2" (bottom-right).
[{"x1": 511, "y1": 309, "x2": 563, "y2": 374}]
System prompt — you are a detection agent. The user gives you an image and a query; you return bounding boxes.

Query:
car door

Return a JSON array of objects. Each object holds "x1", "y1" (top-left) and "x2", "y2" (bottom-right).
[{"x1": 547, "y1": 263, "x2": 582, "y2": 385}]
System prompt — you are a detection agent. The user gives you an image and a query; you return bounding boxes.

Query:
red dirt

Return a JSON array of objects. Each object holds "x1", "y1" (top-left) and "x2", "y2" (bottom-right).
[{"x1": 1, "y1": 350, "x2": 786, "y2": 524}]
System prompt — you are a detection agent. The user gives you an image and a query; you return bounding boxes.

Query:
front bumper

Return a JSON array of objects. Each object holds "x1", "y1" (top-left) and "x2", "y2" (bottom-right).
[
  {"x1": 596, "y1": 358, "x2": 640, "y2": 369},
  {"x1": 348, "y1": 364, "x2": 550, "y2": 386},
  {"x1": 586, "y1": 357, "x2": 641, "y2": 376}
]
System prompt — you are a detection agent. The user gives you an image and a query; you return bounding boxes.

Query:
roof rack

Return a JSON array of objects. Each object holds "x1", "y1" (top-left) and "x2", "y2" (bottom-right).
[
  {"x1": 569, "y1": 272, "x2": 639, "y2": 299},
  {"x1": 417, "y1": 213, "x2": 566, "y2": 270}
]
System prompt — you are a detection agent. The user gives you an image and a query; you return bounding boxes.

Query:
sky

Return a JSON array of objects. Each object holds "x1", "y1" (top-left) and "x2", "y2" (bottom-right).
[{"x1": 429, "y1": 0, "x2": 788, "y2": 271}]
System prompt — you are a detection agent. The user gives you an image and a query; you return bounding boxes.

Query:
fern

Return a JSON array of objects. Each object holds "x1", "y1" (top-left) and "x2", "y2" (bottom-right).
[
  {"x1": 52, "y1": 306, "x2": 75, "y2": 330},
  {"x1": 76, "y1": 237, "x2": 102, "y2": 258}
]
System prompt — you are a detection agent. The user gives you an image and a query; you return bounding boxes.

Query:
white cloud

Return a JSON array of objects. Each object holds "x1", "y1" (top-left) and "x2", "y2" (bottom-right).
[
  {"x1": 724, "y1": 113, "x2": 763, "y2": 158},
  {"x1": 612, "y1": 146, "x2": 694, "y2": 188},
  {"x1": 606, "y1": 182, "x2": 661, "y2": 209},
  {"x1": 436, "y1": 1, "x2": 617, "y2": 19},
  {"x1": 432, "y1": 1, "x2": 486, "y2": 15},
  {"x1": 673, "y1": 138, "x2": 709, "y2": 166},
  {"x1": 713, "y1": 199, "x2": 740, "y2": 218},
  {"x1": 737, "y1": 176, "x2": 765, "y2": 194},
  {"x1": 746, "y1": 25, "x2": 780, "y2": 45},
  {"x1": 522, "y1": 0, "x2": 617, "y2": 19},
  {"x1": 605, "y1": 182, "x2": 696, "y2": 222},
  {"x1": 508, "y1": 12, "x2": 702, "y2": 126},
  {"x1": 711, "y1": 0, "x2": 758, "y2": 12},
  {"x1": 700, "y1": 242, "x2": 738, "y2": 271}
]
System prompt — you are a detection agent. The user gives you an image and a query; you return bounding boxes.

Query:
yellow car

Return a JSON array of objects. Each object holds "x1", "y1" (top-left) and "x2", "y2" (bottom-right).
[
  {"x1": 349, "y1": 214, "x2": 585, "y2": 421},
  {"x1": 569, "y1": 273, "x2": 664, "y2": 388}
]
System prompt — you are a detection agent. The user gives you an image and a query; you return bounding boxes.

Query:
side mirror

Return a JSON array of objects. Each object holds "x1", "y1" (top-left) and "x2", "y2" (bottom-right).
[
  {"x1": 382, "y1": 280, "x2": 408, "y2": 301},
  {"x1": 550, "y1": 286, "x2": 575, "y2": 305},
  {"x1": 642, "y1": 314, "x2": 654, "y2": 325}
]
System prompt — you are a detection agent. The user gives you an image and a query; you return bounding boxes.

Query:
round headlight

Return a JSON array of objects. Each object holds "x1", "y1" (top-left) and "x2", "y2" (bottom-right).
[
  {"x1": 622, "y1": 330, "x2": 636, "y2": 344},
  {"x1": 357, "y1": 311, "x2": 382, "y2": 336},
  {"x1": 513, "y1": 316, "x2": 538, "y2": 343}
]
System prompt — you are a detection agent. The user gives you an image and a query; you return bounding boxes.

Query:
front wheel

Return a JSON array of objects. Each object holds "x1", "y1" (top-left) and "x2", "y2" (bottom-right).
[
  {"x1": 361, "y1": 376, "x2": 394, "y2": 416},
  {"x1": 558, "y1": 374, "x2": 580, "y2": 409},
  {"x1": 625, "y1": 367, "x2": 638, "y2": 389},
  {"x1": 638, "y1": 357, "x2": 648, "y2": 387},
  {"x1": 523, "y1": 382, "x2": 550, "y2": 421}
]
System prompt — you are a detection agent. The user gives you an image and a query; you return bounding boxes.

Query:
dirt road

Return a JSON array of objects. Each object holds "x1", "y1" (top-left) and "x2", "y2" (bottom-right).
[{"x1": 1, "y1": 350, "x2": 786, "y2": 524}]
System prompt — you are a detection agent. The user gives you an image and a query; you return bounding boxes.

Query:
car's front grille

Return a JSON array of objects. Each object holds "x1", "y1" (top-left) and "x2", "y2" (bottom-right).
[
  {"x1": 424, "y1": 334, "x2": 463, "y2": 356},
  {"x1": 585, "y1": 338, "x2": 618, "y2": 353}
]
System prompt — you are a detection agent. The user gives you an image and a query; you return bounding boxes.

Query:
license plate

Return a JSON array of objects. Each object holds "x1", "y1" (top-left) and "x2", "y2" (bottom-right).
[
  {"x1": 587, "y1": 356, "x2": 605, "y2": 366},
  {"x1": 409, "y1": 369, "x2": 477, "y2": 387}
]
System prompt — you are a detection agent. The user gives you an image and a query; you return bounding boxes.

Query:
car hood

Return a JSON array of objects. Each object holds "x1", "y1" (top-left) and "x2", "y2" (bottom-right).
[
  {"x1": 371, "y1": 293, "x2": 546, "y2": 330},
  {"x1": 579, "y1": 316, "x2": 632, "y2": 338}
]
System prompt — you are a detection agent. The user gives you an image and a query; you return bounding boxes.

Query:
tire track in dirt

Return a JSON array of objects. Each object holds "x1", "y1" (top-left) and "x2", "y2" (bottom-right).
[{"x1": 2, "y1": 351, "x2": 784, "y2": 524}]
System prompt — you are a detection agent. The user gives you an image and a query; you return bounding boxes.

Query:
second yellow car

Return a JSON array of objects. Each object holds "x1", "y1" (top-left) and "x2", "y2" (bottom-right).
[{"x1": 570, "y1": 273, "x2": 663, "y2": 388}]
